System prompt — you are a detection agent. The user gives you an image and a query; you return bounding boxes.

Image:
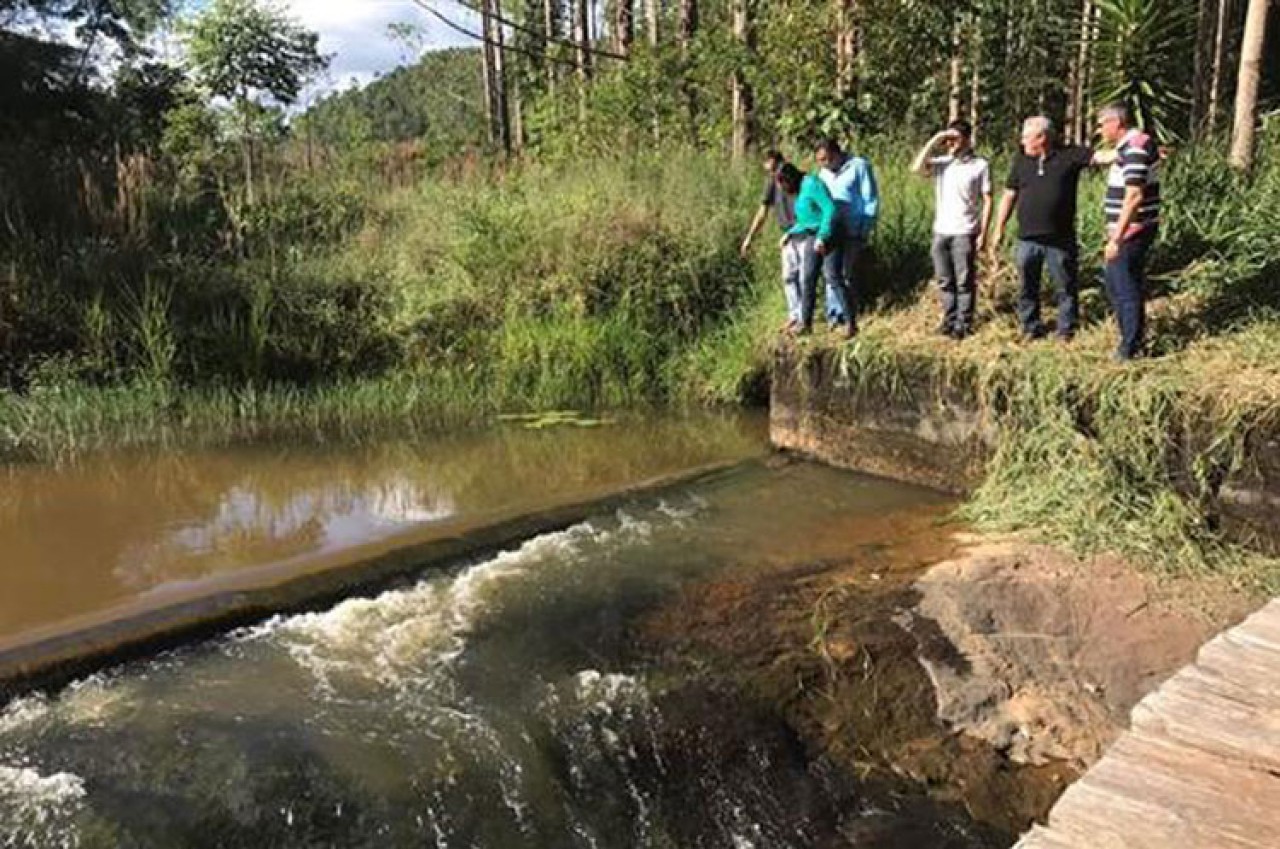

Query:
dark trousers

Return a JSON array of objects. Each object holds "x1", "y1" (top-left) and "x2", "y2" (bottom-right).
[
  {"x1": 1015, "y1": 238, "x2": 1079, "y2": 338},
  {"x1": 1104, "y1": 226, "x2": 1157, "y2": 359},
  {"x1": 931, "y1": 233, "x2": 978, "y2": 332}
]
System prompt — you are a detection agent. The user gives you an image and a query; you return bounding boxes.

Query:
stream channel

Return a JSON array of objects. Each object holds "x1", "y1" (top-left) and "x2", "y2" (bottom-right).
[{"x1": 0, "y1": 412, "x2": 1056, "y2": 848}]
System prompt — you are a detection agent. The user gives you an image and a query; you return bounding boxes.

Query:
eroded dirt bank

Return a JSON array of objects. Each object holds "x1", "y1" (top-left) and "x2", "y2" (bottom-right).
[{"x1": 634, "y1": 476, "x2": 1255, "y2": 841}]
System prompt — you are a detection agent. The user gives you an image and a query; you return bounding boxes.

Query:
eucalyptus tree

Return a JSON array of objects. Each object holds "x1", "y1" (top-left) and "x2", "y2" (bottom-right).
[{"x1": 183, "y1": 0, "x2": 328, "y2": 205}]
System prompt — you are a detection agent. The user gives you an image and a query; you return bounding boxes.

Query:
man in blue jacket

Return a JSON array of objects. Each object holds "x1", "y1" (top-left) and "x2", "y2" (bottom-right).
[{"x1": 815, "y1": 137, "x2": 880, "y2": 338}]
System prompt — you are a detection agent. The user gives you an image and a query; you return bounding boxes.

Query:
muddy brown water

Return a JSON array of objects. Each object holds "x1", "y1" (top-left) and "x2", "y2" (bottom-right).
[
  {"x1": 0, "y1": 412, "x2": 765, "y2": 642},
  {"x1": 0, "y1": 416, "x2": 1067, "y2": 847}
]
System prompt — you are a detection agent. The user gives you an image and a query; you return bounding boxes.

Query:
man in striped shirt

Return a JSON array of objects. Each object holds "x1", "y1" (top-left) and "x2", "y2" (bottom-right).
[{"x1": 1097, "y1": 103, "x2": 1161, "y2": 361}]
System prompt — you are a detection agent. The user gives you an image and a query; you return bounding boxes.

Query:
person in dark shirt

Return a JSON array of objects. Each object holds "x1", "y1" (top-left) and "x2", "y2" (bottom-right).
[
  {"x1": 990, "y1": 116, "x2": 1097, "y2": 342},
  {"x1": 740, "y1": 150, "x2": 801, "y2": 328}
]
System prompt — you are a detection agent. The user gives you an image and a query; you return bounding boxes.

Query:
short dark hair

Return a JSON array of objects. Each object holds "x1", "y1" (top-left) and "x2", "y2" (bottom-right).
[
  {"x1": 775, "y1": 163, "x2": 803, "y2": 194},
  {"x1": 764, "y1": 149, "x2": 785, "y2": 168},
  {"x1": 948, "y1": 119, "x2": 973, "y2": 139},
  {"x1": 815, "y1": 137, "x2": 843, "y2": 159}
]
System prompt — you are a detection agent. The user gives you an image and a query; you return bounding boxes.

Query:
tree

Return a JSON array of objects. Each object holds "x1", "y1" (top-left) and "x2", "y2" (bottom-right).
[
  {"x1": 1230, "y1": 0, "x2": 1272, "y2": 169},
  {"x1": 183, "y1": 0, "x2": 328, "y2": 206}
]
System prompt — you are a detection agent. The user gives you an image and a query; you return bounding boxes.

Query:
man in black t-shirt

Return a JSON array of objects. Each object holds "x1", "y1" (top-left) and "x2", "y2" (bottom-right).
[
  {"x1": 740, "y1": 150, "x2": 800, "y2": 328},
  {"x1": 990, "y1": 116, "x2": 1096, "y2": 341}
]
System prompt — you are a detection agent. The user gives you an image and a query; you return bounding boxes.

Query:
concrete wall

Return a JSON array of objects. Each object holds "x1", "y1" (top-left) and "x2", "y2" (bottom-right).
[{"x1": 770, "y1": 346, "x2": 1280, "y2": 552}]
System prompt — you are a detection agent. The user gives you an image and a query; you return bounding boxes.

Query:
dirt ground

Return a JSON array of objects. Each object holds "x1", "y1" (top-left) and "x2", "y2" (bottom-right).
[{"x1": 634, "y1": 496, "x2": 1258, "y2": 839}]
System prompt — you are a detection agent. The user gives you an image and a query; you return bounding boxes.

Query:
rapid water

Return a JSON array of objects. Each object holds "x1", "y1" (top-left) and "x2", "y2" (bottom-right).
[{"x1": 0, "y1": 461, "x2": 1001, "y2": 849}]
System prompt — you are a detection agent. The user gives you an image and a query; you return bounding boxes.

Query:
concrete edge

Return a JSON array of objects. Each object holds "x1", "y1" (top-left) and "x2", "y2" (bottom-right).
[{"x1": 0, "y1": 459, "x2": 748, "y2": 707}]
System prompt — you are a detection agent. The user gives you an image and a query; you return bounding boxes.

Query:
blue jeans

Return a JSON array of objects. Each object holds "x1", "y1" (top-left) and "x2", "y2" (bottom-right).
[
  {"x1": 780, "y1": 243, "x2": 802, "y2": 323},
  {"x1": 1104, "y1": 227, "x2": 1156, "y2": 359},
  {"x1": 1015, "y1": 238, "x2": 1079, "y2": 338},
  {"x1": 783, "y1": 235, "x2": 823, "y2": 329},
  {"x1": 821, "y1": 232, "x2": 861, "y2": 326},
  {"x1": 932, "y1": 233, "x2": 978, "y2": 332}
]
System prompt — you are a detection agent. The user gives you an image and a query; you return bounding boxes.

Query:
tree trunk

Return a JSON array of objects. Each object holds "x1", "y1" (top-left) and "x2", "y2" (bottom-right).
[
  {"x1": 615, "y1": 0, "x2": 634, "y2": 56},
  {"x1": 480, "y1": 0, "x2": 498, "y2": 145},
  {"x1": 679, "y1": 0, "x2": 698, "y2": 139},
  {"x1": 947, "y1": 15, "x2": 964, "y2": 122},
  {"x1": 575, "y1": 0, "x2": 592, "y2": 80},
  {"x1": 1067, "y1": 0, "x2": 1095, "y2": 144},
  {"x1": 969, "y1": 15, "x2": 982, "y2": 137},
  {"x1": 544, "y1": 0, "x2": 559, "y2": 95},
  {"x1": 1229, "y1": 0, "x2": 1271, "y2": 170},
  {"x1": 678, "y1": 0, "x2": 697, "y2": 54},
  {"x1": 836, "y1": 0, "x2": 858, "y2": 103},
  {"x1": 731, "y1": 0, "x2": 754, "y2": 159},
  {"x1": 1192, "y1": 0, "x2": 1219, "y2": 137},
  {"x1": 483, "y1": 0, "x2": 511, "y2": 153},
  {"x1": 1209, "y1": 0, "x2": 1237, "y2": 133},
  {"x1": 647, "y1": 0, "x2": 660, "y2": 46}
]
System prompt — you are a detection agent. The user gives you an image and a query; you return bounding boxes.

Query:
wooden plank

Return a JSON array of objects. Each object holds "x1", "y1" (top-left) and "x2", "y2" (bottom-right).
[{"x1": 1013, "y1": 599, "x2": 1280, "y2": 849}]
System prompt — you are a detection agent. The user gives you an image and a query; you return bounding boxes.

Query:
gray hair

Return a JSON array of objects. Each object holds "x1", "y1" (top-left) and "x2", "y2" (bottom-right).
[
  {"x1": 1022, "y1": 115, "x2": 1054, "y2": 138},
  {"x1": 1097, "y1": 102, "x2": 1130, "y2": 126}
]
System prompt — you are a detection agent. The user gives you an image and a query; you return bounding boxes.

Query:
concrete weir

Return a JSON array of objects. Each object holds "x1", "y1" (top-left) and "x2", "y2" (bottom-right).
[
  {"x1": 0, "y1": 461, "x2": 743, "y2": 705},
  {"x1": 769, "y1": 345, "x2": 1280, "y2": 550}
]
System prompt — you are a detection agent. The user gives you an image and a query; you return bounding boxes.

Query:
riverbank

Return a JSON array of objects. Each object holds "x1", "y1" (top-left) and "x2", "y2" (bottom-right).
[{"x1": 637, "y1": 486, "x2": 1258, "y2": 839}]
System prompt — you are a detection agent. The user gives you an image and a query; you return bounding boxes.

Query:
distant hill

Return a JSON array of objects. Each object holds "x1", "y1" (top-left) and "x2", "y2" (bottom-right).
[{"x1": 302, "y1": 47, "x2": 486, "y2": 153}]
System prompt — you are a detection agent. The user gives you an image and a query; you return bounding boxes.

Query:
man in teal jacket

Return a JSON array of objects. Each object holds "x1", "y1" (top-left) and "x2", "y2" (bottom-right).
[{"x1": 816, "y1": 138, "x2": 880, "y2": 337}]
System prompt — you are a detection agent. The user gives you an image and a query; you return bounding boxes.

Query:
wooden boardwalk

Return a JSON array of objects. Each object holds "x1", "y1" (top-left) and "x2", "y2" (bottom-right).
[{"x1": 1016, "y1": 598, "x2": 1280, "y2": 849}]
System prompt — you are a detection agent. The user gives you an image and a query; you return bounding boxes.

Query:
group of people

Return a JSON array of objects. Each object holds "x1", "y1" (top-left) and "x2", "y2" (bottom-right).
[{"x1": 740, "y1": 103, "x2": 1162, "y2": 361}]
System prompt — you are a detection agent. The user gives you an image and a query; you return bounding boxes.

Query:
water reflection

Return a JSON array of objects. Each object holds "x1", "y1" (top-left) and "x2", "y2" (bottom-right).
[{"x1": 0, "y1": 412, "x2": 765, "y2": 639}]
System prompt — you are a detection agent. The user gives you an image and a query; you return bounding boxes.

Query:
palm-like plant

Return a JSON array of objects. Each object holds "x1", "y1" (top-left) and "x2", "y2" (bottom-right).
[{"x1": 1091, "y1": 0, "x2": 1195, "y2": 141}]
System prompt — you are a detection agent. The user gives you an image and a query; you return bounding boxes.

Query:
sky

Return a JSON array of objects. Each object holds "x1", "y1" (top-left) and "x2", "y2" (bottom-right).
[
  {"x1": 279, "y1": 0, "x2": 476, "y2": 97},
  {"x1": 3, "y1": 0, "x2": 483, "y2": 103}
]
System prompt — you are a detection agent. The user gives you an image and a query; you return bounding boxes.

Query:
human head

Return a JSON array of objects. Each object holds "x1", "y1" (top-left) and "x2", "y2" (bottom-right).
[
  {"x1": 814, "y1": 138, "x2": 844, "y2": 172},
  {"x1": 763, "y1": 149, "x2": 786, "y2": 174},
  {"x1": 1095, "y1": 103, "x2": 1129, "y2": 145},
  {"x1": 1020, "y1": 116, "x2": 1054, "y2": 157},
  {"x1": 947, "y1": 119, "x2": 974, "y2": 154},
  {"x1": 775, "y1": 163, "x2": 803, "y2": 196}
]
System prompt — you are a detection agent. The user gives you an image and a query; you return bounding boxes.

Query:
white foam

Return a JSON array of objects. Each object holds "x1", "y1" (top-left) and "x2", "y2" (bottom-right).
[
  {"x1": 0, "y1": 765, "x2": 86, "y2": 846},
  {"x1": 251, "y1": 521, "x2": 613, "y2": 695}
]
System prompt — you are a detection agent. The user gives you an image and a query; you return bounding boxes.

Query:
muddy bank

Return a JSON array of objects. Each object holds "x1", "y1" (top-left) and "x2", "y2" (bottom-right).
[{"x1": 635, "y1": 488, "x2": 1254, "y2": 841}]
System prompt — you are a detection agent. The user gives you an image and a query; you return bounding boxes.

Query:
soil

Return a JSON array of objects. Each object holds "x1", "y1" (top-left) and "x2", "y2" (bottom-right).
[{"x1": 634, "y1": 481, "x2": 1257, "y2": 841}]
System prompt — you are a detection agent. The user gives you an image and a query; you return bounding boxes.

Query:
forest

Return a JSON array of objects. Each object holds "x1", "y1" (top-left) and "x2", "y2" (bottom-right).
[{"x1": 1, "y1": 0, "x2": 1278, "y2": 584}]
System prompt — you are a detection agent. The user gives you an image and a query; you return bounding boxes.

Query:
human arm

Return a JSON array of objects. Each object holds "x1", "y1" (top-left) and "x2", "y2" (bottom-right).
[
  {"x1": 975, "y1": 162, "x2": 994, "y2": 252},
  {"x1": 989, "y1": 189, "x2": 1017, "y2": 258},
  {"x1": 740, "y1": 204, "x2": 770, "y2": 256},
  {"x1": 911, "y1": 131, "x2": 953, "y2": 177},
  {"x1": 854, "y1": 160, "x2": 880, "y2": 238},
  {"x1": 1105, "y1": 186, "x2": 1145, "y2": 261}
]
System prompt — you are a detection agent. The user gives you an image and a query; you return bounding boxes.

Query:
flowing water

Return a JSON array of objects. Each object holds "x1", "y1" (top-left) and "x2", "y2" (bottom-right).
[{"x1": 0, "y1": 419, "x2": 1022, "y2": 848}]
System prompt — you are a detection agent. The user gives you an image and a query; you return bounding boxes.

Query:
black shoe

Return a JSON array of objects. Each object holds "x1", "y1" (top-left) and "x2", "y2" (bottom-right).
[
  {"x1": 1020, "y1": 326, "x2": 1048, "y2": 343},
  {"x1": 936, "y1": 321, "x2": 955, "y2": 337},
  {"x1": 951, "y1": 325, "x2": 971, "y2": 341}
]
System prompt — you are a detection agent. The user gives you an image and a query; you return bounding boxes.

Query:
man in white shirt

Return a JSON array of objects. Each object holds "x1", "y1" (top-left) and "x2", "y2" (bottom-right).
[{"x1": 911, "y1": 120, "x2": 993, "y2": 339}]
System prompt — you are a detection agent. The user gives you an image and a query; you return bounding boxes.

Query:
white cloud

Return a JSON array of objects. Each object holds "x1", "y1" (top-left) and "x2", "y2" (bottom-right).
[{"x1": 282, "y1": 0, "x2": 479, "y2": 99}]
